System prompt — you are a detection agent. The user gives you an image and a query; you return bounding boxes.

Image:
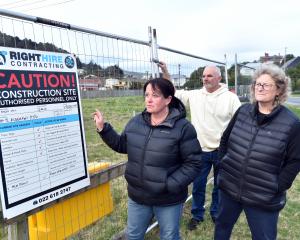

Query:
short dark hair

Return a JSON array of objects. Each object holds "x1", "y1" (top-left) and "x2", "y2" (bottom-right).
[
  {"x1": 143, "y1": 78, "x2": 174, "y2": 98},
  {"x1": 143, "y1": 78, "x2": 181, "y2": 108}
]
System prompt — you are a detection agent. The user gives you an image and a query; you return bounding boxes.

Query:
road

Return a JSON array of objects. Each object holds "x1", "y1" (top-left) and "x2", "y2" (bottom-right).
[{"x1": 286, "y1": 96, "x2": 300, "y2": 106}]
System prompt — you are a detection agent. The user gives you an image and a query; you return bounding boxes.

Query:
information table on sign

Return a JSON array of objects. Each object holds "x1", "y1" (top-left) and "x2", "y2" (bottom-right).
[{"x1": 0, "y1": 102, "x2": 90, "y2": 219}]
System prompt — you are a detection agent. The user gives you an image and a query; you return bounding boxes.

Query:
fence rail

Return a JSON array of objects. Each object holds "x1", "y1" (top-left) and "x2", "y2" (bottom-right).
[{"x1": 0, "y1": 8, "x2": 232, "y2": 240}]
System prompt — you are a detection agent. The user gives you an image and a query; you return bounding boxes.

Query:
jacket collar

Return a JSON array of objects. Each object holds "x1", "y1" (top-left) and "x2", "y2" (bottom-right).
[{"x1": 250, "y1": 103, "x2": 282, "y2": 125}]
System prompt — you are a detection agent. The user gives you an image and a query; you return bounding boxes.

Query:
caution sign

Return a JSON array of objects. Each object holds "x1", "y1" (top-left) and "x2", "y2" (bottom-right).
[{"x1": 0, "y1": 47, "x2": 90, "y2": 219}]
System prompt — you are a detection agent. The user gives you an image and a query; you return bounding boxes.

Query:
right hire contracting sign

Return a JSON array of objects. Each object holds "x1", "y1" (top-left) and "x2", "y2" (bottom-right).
[{"x1": 0, "y1": 47, "x2": 90, "y2": 219}]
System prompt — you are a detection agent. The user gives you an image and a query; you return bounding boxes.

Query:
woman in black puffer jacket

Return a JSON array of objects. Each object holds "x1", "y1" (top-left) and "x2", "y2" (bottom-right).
[
  {"x1": 214, "y1": 64, "x2": 300, "y2": 240},
  {"x1": 94, "y1": 78, "x2": 202, "y2": 240}
]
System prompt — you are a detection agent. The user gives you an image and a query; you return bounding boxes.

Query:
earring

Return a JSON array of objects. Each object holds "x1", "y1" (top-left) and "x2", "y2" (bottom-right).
[{"x1": 275, "y1": 95, "x2": 279, "y2": 104}]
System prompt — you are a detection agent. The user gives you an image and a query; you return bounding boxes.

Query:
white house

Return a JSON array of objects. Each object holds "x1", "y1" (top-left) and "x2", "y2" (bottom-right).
[
  {"x1": 171, "y1": 74, "x2": 187, "y2": 87},
  {"x1": 105, "y1": 78, "x2": 120, "y2": 89}
]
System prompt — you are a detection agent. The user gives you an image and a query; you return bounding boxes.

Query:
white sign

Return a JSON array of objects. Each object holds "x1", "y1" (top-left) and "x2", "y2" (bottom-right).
[{"x1": 0, "y1": 47, "x2": 90, "y2": 219}]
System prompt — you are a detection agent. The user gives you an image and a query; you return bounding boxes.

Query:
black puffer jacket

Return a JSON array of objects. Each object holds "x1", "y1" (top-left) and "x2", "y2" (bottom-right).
[
  {"x1": 99, "y1": 101, "x2": 202, "y2": 206},
  {"x1": 218, "y1": 103, "x2": 300, "y2": 211}
]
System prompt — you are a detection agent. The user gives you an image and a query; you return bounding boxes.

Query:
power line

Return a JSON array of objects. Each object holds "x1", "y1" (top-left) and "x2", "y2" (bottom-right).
[
  {"x1": 23, "y1": 0, "x2": 76, "y2": 12},
  {"x1": 0, "y1": 0, "x2": 32, "y2": 8},
  {"x1": 7, "y1": 0, "x2": 48, "y2": 10},
  {"x1": 0, "y1": 0, "x2": 76, "y2": 12}
]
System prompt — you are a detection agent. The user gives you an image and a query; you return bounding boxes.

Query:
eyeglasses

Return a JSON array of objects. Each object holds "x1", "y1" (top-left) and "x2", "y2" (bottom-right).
[{"x1": 254, "y1": 83, "x2": 275, "y2": 91}]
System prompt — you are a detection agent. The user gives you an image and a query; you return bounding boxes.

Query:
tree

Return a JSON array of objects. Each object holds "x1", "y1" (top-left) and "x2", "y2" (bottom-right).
[
  {"x1": 287, "y1": 65, "x2": 300, "y2": 92},
  {"x1": 76, "y1": 57, "x2": 83, "y2": 69},
  {"x1": 83, "y1": 60, "x2": 103, "y2": 76},
  {"x1": 129, "y1": 82, "x2": 143, "y2": 89},
  {"x1": 183, "y1": 67, "x2": 204, "y2": 89},
  {"x1": 227, "y1": 65, "x2": 235, "y2": 86},
  {"x1": 285, "y1": 54, "x2": 295, "y2": 63},
  {"x1": 0, "y1": 31, "x2": 69, "y2": 53},
  {"x1": 104, "y1": 65, "x2": 124, "y2": 79}
]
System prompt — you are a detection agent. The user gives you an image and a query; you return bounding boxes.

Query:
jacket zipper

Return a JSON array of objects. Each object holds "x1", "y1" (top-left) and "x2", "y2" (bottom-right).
[
  {"x1": 140, "y1": 127, "x2": 153, "y2": 197},
  {"x1": 238, "y1": 125, "x2": 259, "y2": 201}
]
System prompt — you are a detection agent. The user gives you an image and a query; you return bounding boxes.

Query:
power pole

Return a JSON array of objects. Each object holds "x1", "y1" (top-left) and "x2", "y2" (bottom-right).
[
  {"x1": 235, "y1": 53, "x2": 238, "y2": 95},
  {"x1": 224, "y1": 54, "x2": 228, "y2": 87},
  {"x1": 283, "y1": 47, "x2": 287, "y2": 73},
  {"x1": 178, "y1": 64, "x2": 181, "y2": 89}
]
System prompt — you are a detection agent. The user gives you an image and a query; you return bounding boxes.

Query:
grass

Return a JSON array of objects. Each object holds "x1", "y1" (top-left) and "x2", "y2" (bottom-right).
[
  {"x1": 1, "y1": 96, "x2": 299, "y2": 240},
  {"x1": 81, "y1": 96, "x2": 145, "y2": 163},
  {"x1": 287, "y1": 105, "x2": 300, "y2": 116},
  {"x1": 291, "y1": 92, "x2": 300, "y2": 97},
  {"x1": 68, "y1": 177, "x2": 129, "y2": 240},
  {"x1": 144, "y1": 175, "x2": 300, "y2": 240},
  {"x1": 75, "y1": 97, "x2": 300, "y2": 240},
  {"x1": 0, "y1": 227, "x2": 7, "y2": 240}
]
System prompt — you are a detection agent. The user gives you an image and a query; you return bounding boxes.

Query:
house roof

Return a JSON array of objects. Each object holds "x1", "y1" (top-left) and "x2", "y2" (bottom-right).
[
  {"x1": 282, "y1": 57, "x2": 300, "y2": 69},
  {"x1": 240, "y1": 62, "x2": 261, "y2": 76}
]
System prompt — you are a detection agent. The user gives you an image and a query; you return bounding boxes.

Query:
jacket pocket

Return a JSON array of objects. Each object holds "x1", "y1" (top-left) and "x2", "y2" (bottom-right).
[{"x1": 143, "y1": 167, "x2": 168, "y2": 195}]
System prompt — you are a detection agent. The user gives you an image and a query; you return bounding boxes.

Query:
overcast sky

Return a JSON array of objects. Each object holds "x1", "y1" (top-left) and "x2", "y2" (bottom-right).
[{"x1": 0, "y1": 0, "x2": 299, "y2": 64}]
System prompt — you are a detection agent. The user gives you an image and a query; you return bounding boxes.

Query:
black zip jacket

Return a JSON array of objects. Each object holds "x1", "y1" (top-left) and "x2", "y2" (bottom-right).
[
  {"x1": 98, "y1": 101, "x2": 202, "y2": 206},
  {"x1": 218, "y1": 103, "x2": 300, "y2": 211}
]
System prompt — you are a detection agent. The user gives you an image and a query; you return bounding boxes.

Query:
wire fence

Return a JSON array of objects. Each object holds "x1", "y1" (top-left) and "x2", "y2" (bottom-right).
[
  {"x1": 235, "y1": 63, "x2": 256, "y2": 101},
  {"x1": 0, "y1": 8, "x2": 238, "y2": 240}
]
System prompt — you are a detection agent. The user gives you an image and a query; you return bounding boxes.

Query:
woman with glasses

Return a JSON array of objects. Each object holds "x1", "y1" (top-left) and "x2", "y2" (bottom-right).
[
  {"x1": 94, "y1": 78, "x2": 202, "y2": 240},
  {"x1": 214, "y1": 63, "x2": 300, "y2": 240}
]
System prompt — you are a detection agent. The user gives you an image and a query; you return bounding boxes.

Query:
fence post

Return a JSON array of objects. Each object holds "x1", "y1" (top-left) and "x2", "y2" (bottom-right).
[
  {"x1": 234, "y1": 53, "x2": 238, "y2": 94},
  {"x1": 8, "y1": 218, "x2": 29, "y2": 240},
  {"x1": 224, "y1": 54, "x2": 229, "y2": 86},
  {"x1": 152, "y1": 29, "x2": 160, "y2": 78},
  {"x1": 149, "y1": 27, "x2": 159, "y2": 78}
]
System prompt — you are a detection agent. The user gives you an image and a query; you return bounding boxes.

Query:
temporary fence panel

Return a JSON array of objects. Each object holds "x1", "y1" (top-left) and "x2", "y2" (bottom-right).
[
  {"x1": 158, "y1": 46, "x2": 227, "y2": 89},
  {"x1": 235, "y1": 62, "x2": 256, "y2": 101},
  {"x1": 0, "y1": 8, "x2": 226, "y2": 240}
]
